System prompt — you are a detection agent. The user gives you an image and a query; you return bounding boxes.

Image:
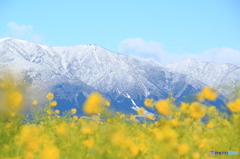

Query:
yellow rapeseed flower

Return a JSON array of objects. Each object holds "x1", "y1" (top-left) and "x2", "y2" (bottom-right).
[
  {"x1": 170, "y1": 118, "x2": 180, "y2": 128},
  {"x1": 46, "y1": 93, "x2": 54, "y2": 100},
  {"x1": 129, "y1": 143, "x2": 139, "y2": 156},
  {"x1": 192, "y1": 152, "x2": 200, "y2": 159},
  {"x1": 7, "y1": 91, "x2": 23, "y2": 108},
  {"x1": 202, "y1": 86, "x2": 217, "y2": 100},
  {"x1": 15, "y1": 125, "x2": 41, "y2": 153},
  {"x1": 178, "y1": 143, "x2": 189, "y2": 156},
  {"x1": 152, "y1": 127, "x2": 177, "y2": 142},
  {"x1": 147, "y1": 115, "x2": 155, "y2": 120},
  {"x1": 144, "y1": 98, "x2": 155, "y2": 107},
  {"x1": 83, "y1": 92, "x2": 105, "y2": 115},
  {"x1": 82, "y1": 126, "x2": 93, "y2": 135},
  {"x1": 138, "y1": 143, "x2": 148, "y2": 154},
  {"x1": 50, "y1": 101, "x2": 57, "y2": 107},
  {"x1": 55, "y1": 110, "x2": 60, "y2": 114},
  {"x1": 82, "y1": 138, "x2": 94, "y2": 148},
  {"x1": 180, "y1": 103, "x2": 189, "y2": 114},
  {"x1": 206, "y1": 122, "x2": 214, "y2": 129},
  {"x1": 105, "y1": 101, "x2": 110, "y2": 107},
  {"x1": 71, "y1": 108, "x2": 77, "y2": 114},
  {"x1": 189, "y1": 102, "x2": 206, "y2": 119},
  {"x1": 193, "y1": 135, "x2": 199, "y2": 141},
  {"x1": 55, "y1": 122, "x2": 67, "y2": 135},
  {"x1": 137, "y1": 107, "x2": 145, "y2": 115},
  {"x1": 25, "y1": 152, "x2": 35, "y2": 159},
  {"x1": 208, "y1": 106, "x2": 216, "y2": 112},
  {"x1": 155, "y1": 99, "x2": 172, "y2": 115},
  {"x1": 72, "y1": 115, "x2": 78, "y2": 121},
  {"x1": 110, "y1": 130, "x2": 125, "y2": 144},
  {"x1": 197, "y1": 86, "x2": 217, "y2": 101},
  {"x1": 32, "y1": 100, "x2": 38, "y2": 105},
  {"x1": 40, "y1": 145, "x2": 60, "y2": 159},
  {"x1": 129, "y1": 115, "x2": 136, "y2": 121},
  {"x1": 120, "y1": 114, "x2": 125, "y2": 119},
  {"x1": 198, "y1": 139, "x2": 208, "y2": 149},
  {"x1": 227, "y1": 98, "x2": 240, "y2": 113}
]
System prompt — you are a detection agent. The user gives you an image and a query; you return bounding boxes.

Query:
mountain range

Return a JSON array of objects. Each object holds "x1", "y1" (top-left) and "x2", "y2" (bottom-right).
[{"x1": 0, "y1": 38, "x2": 239, "y2": 115}]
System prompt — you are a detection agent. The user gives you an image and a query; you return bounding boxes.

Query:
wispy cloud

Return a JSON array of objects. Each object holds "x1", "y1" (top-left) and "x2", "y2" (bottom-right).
[
  {"x1": 6, "y1": 22, "x2": 44, "y2": 44},
  {"x1": 118, "y1": 38, "x2": 240, "y2": 65}
]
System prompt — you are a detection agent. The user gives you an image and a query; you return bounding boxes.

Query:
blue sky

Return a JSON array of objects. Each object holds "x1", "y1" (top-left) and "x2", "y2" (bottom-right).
[{"x1": 1, "y1": 0, "x2": 240, "y2": 65}]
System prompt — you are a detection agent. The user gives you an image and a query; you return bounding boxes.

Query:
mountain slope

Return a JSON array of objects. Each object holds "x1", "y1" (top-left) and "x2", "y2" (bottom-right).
[{"x1": 166, "y1": 58, "x2": 240, "y2": 88}]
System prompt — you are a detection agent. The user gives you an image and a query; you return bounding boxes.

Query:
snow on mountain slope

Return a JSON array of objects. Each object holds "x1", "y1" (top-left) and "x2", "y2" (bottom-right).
[
  {"x1": 166, "y1": 58, "x2": 240, "y2": 88},
  {"x1": 0, "y1": 38, "x2": 203, "y2": 101},
  {"x1": 0, "y1": 38, "x2": 67, "y2": 86}
]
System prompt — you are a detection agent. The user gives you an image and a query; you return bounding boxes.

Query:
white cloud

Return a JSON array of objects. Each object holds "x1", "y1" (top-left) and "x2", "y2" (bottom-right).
[
  {"x1": 118, "y1": 38, "x2": 240, "y2": 65},
  {"x1": 118, "y1": 38, "x2": 166, "y2": 63},
  {"x1": 6, "y1": 22, "x2": 44, "y2": 44},
  {"x1": 199, "y1": 47, "x2": 240, "y2": 65}
]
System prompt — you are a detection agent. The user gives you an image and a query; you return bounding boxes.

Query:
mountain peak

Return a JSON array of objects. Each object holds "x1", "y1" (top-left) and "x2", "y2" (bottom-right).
[
  {"x1": 0, "y1": 37, "x2": 29, "y2": 44},
  {"x1": 180, "y1": 58, "x2": 206, "y2": 65},
  {"x1": 182, "y1": 58, "x2": 196, "y2": 62}
]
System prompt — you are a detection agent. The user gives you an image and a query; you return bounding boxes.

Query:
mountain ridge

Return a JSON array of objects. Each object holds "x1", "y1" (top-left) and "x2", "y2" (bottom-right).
[{"x1": 166, "y1": 58, "x2": 240, "y2": 88}]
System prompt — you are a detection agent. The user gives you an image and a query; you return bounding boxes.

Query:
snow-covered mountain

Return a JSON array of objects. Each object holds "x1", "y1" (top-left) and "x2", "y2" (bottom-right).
[
  {"x1": 0, "y1": 38, "x2": 202, "y2": 96},
  {"x1": 0, "y1": 38, "x2": 229, "y2": 114},
  {"x1": 166, "y1": 58, "x2": 240, "y2": 88}
]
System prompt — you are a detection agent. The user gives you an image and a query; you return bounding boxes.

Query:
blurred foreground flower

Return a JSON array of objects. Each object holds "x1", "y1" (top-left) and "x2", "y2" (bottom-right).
[
  {"x1": 0, "y1": 77, "x2": 24, "y2": 117},
  {"x1": 197, "y1": 86, "x2": 217, "y2": 102},
  {"x1": 189, "y1": 102, "x2": 206, "y2": 119},
  {"x1": 83, "y1": 92, "x2": 106, "y2": 115},
  {"x1": 178, "y1": 143, "x2": 189, "y2": 156},
  {"x1": 155, "y1": 99, "x2": 173, "y2": 115},
  {"x1": 227, "y1": 98, "x2": 240, "y2": 113}
]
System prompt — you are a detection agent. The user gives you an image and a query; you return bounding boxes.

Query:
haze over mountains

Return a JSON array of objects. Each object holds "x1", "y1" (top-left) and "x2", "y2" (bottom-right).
[{"x1": 0, "y1": 38, "x2": 239, "y2": 114}]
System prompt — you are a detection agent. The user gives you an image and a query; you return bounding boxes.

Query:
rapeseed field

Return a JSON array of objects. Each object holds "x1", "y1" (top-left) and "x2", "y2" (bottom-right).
[{"x1": 0, "y1": 76, "x2": 239, "y2": 159}]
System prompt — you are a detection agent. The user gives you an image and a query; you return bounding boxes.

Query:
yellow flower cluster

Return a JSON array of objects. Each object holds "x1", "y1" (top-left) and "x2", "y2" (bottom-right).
[
  {"x1": 227, "y1": 98, "x2": 240, "y2": 113},
  {"x1": 155, "y1": 99, "x2": 173, "y2": 115},
  {"x1": 0, "y1": 77, "x2": 24, "y2": 117},
  {"x1": 189, "y1": 102, "x2": 206, "y2": 119},
  {"x1": 197, "y1": 86, "x2": 218, "y2": 102},
  {"x1": 14, "y1": 124, "x2": 60, "y2": 159},
  {"x1": 83, "y1": 92, "x2": 106, "y2": 115}
]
